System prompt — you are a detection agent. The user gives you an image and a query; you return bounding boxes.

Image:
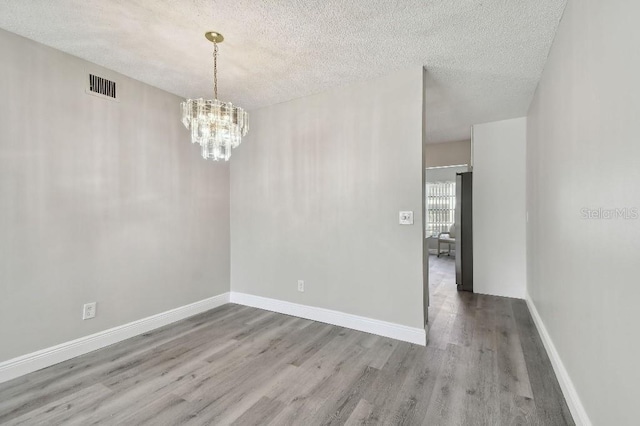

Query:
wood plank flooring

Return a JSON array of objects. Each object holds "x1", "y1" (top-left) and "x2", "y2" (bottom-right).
[{"x1": 0, "y1": 256, "x2": 574, "y2": 425}]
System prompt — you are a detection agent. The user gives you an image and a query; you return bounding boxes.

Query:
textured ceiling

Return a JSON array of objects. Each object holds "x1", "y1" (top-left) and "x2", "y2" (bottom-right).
[{"x1": 0, "y1": 0, "x2": 565, "y2": 143}]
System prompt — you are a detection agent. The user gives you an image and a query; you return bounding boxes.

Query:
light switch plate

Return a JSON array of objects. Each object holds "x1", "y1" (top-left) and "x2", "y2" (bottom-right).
[{"x1": 399, "y1": 211, "x2": 414, "y2": 225}]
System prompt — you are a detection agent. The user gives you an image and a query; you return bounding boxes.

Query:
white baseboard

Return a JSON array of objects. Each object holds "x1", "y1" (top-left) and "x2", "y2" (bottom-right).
[
  {"x1": 0, "y1": 292, "x2": 230, "y2": 384},
  {"x1": 1, "y1": 291, "x2": 426, "y2": 384},
  {"x1": 525, "y1": 293, "x2": 591, "y2": 426},
  {"x1": 230, "y1": 292, "x2": 426, "y2": 346}
]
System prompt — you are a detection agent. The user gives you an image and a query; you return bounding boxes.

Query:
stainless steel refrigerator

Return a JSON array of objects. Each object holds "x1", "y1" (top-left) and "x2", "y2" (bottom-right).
[{"x1": 455, "y1": 172, "x2": 473, "y2": 292}]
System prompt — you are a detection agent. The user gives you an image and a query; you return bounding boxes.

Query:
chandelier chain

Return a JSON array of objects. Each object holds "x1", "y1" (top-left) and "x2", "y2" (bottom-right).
[{"x1": 213, "y1": 42, "x2": 218, "y2": 99}]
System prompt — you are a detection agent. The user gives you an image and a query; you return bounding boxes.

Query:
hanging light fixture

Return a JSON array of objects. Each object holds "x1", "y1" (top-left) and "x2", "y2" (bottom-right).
[{"x1": 181, "y1": 32, "x2": 249, "y2": 161}]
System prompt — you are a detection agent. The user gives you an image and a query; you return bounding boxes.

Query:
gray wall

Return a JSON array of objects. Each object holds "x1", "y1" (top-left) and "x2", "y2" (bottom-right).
[
  {"x1": 473, "y1": 117, "x2": 527, "y2": 299},
  {"x1": 230, "y1": 68, "x2": 425, "y2": 329},
  {"x1": 527, "y1": 0, "x2": 640, "y2": 424},
  {"x1": 425, "y1": 166, "x2": 468, "y2": 184},
  {"x1": 424, "y1": 139, "x2": 471, "y2": 168},
  {"x1": 0, "y1": 29, "x2": 230, "y2": 362}
]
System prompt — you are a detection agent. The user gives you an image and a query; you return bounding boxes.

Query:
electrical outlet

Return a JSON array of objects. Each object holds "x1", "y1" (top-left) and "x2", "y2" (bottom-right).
[
  {"x1": 297, "y1": 280, "x2": 305, "y2": 292},
  {"x1": 83, "y1": 302, "x2": 97, "y2": 320}
]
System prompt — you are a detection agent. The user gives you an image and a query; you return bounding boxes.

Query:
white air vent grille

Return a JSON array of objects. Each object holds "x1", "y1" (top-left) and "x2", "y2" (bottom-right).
[{"x1": 88, "y1": 74, "x2": 117, "y2": 100}]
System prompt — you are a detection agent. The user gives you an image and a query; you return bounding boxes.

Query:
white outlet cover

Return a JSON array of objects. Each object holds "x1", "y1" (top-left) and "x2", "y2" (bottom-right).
[
  {"x1": 297, "y1": 280, "x2": 305, "y2": 292},
  {"x1": 83, "y1": 302, "x2": 97, "y2": 320},
  {"x1": 399, "y1": 211, "x2": 414, "y2": 225}
]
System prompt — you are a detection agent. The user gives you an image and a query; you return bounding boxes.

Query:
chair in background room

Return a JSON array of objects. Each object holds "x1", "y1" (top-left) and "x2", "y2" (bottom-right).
[{"x1": 437, "y1": 224, "x2": 456, "y2": 257}]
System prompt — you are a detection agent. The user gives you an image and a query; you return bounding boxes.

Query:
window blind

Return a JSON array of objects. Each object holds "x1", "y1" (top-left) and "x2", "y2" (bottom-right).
[{"x1": 426, "y1": 181, "x2": 456, "y2": 237}]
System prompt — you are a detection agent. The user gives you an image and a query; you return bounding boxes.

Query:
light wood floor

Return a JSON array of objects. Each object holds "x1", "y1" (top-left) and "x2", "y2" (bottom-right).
[{"x1": 0, "y1": 256, "x2": 574, "y2": 425}]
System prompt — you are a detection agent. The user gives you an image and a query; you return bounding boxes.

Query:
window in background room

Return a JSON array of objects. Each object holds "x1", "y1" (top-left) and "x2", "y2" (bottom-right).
[
  {"x1": 425, "y1": 165, "x2": 468, "y2": 237},
  {"x1": 426, "y1": 181, "x2": 456, "y2": 237}
]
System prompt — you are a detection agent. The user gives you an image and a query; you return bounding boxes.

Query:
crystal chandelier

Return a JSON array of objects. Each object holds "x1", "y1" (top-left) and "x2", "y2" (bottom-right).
[{"x1": 181, "y1": 32, "x2": 249, "y2": 161}]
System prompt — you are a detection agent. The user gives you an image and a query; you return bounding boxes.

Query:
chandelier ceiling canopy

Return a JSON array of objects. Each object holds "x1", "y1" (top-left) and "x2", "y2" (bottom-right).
[{"x1": 181, "y1": 31, "x2": 249, "y2": 161}]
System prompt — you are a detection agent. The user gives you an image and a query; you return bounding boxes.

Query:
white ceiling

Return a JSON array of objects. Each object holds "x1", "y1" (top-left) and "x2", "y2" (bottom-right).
[{"x1": 0, "y1": 0, "x2": 565, "y2": 144}]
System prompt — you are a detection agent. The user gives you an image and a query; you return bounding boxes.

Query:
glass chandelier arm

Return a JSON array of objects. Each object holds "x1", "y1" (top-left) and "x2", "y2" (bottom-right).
[{"x1": 213, "y1": 42, "x2": 218, "y2": 100}]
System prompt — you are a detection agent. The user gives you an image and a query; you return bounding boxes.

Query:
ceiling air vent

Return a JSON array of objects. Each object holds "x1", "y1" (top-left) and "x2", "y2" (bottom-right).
[{"x1": 87, "y1": 74, "x2": 118, "y2": 101}]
